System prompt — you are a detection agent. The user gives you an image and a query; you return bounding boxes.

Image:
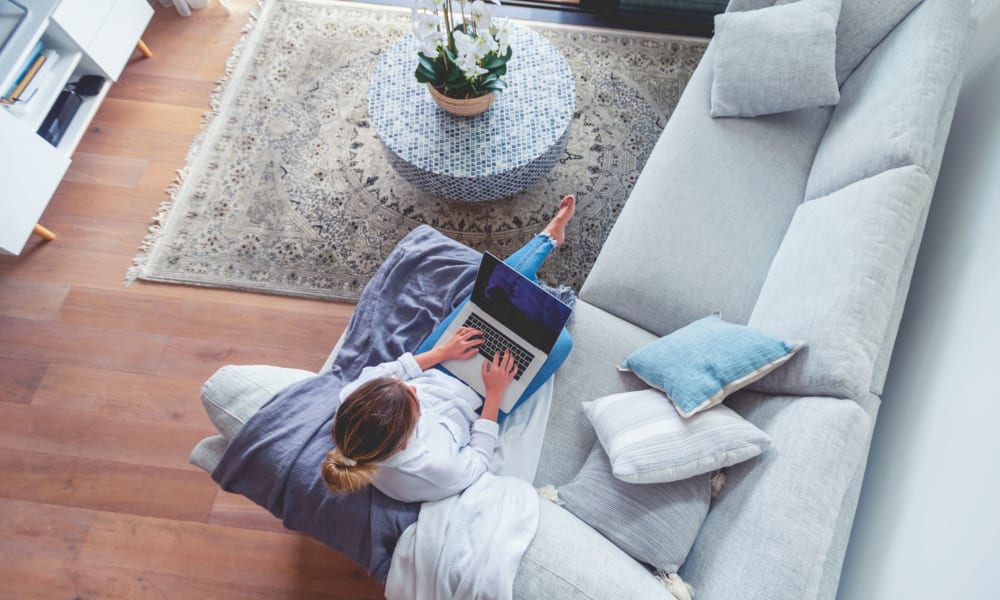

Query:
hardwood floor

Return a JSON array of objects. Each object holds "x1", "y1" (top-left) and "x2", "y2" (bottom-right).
[{"x1": 0, "y1": 2, "x2": 382, "y2": 597}]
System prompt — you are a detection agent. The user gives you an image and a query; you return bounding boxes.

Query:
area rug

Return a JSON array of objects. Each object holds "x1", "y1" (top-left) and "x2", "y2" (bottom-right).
[{"x1": 127, "y1": 0, "x2": 706, "y2": 302}]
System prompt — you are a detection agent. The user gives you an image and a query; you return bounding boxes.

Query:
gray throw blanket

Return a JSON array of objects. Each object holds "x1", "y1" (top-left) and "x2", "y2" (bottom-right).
[{"x1": 212, "y1": 225, "x2": 481, "y2": 583}]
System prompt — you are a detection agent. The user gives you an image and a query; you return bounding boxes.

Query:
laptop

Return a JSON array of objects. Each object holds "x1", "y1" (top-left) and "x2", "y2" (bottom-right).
[{"x1": 433, "y1": 252, "x2": 572, "y2": 414}]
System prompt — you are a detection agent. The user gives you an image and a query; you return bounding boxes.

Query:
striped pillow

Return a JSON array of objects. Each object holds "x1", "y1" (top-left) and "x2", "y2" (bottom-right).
[{"x1": 583, "y1": 388, "x2": 771, "y2": 484}]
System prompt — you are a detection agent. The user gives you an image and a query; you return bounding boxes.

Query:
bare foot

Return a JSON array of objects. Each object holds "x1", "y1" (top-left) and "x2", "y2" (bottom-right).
[{"x1": 542, "y1": 194, "x2": 576, "y2": 246}]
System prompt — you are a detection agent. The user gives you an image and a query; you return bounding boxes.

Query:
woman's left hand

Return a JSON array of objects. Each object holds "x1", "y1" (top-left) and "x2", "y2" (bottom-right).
[{"x1": 436, "y1": 327, "x2": 484, "y2": 362}]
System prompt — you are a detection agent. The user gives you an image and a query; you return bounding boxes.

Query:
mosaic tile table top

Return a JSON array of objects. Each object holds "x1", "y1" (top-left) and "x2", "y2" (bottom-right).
[{"x1": 369, "y1": 24, "x2": 576, "y2": 202}]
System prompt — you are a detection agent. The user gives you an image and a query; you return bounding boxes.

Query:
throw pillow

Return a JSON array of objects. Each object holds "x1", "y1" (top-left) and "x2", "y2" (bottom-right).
[
  {"x1": 710, "y1": 0, "x2": 842, "y2": 118},
  {"x1": 583, "y1": 388, "x2": 771, "y2": 484},
  {"x1": 558, "y1": 443, "x2": 712, "y2": 574},
  {"x1": 619, "y1": 314, "x2": 803, "y2": 418}
]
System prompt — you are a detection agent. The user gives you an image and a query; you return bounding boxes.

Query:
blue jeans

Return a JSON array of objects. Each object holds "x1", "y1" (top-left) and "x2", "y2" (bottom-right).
[{"x1": 416, "y1": 234, "x2": 574, "y2": 422}]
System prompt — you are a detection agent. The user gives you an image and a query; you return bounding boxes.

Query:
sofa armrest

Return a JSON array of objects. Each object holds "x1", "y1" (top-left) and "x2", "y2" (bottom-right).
[{"x1": 679, "y1": 393, "x2": 871, "y2": 600}]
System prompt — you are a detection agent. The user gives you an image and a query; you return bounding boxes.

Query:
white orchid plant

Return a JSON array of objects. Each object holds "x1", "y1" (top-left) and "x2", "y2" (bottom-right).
[{"x1": 412, "y1": 0, "x2": 513, "y2": 99}]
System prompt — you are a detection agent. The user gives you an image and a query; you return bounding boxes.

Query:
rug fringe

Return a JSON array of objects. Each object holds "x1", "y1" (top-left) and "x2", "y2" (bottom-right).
[{"x1": 125, "y1": 0, "x2": 269, "y2": 287}]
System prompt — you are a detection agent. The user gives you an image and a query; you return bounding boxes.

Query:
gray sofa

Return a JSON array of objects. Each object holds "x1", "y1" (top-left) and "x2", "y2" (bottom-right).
[{"x1": 191, "y1": 0, "x2": 974, "y2": 597}]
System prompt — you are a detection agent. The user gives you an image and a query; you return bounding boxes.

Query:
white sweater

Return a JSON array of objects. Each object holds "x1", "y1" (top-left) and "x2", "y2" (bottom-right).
[{"x1": 338, "y1": 353, "x2": 500, "y2": 503}]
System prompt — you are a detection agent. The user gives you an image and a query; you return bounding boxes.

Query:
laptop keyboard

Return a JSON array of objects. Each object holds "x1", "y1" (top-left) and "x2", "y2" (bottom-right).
[{"x1": 463, "y1": 313, "x2": 535, "y2": 381}]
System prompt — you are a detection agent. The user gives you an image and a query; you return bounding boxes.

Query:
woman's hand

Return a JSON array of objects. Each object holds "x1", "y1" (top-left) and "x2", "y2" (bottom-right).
[
  {"x1": 480, "y1": 350, "x2": 517, "y2": 421},
  {"x1": 414, "y1": 327, "x2": 483, "y2": 370},
  {"x1": 437, "y1": 327, "x2": 484, "y2": 362}
]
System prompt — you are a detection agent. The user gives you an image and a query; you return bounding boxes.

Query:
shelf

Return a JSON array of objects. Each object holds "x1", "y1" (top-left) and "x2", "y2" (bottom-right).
[
  {"x1": 4, "y1": 47, "x2": 82, "y2": 132},
  {"x1": 0, "y1": 0, "x2": 153, "y2": 255}
]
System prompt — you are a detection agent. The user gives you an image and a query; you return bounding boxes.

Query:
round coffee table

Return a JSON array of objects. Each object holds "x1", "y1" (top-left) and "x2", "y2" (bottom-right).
[{"x1": 368, "y1": 24, "x2": 575, "y2": 202}]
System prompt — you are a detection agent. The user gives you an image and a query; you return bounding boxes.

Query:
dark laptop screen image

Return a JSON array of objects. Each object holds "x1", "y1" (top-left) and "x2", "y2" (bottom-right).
[{"x1": 471, "y1": 253, "x2": 571, "y2": 352}]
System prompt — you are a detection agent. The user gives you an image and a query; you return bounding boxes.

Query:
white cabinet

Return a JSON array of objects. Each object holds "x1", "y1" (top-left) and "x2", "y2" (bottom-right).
[{"x1": 0, "y1": 0, "x2": 153, "y2": 255}]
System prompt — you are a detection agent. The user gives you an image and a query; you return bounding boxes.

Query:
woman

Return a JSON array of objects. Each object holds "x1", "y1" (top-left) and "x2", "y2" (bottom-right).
[{"x1": 322, "y1": 195, "x2": 576, "y2": 503}]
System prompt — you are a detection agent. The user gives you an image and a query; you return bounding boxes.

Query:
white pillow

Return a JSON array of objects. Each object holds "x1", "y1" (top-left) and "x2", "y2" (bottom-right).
[
  {"x1": 583, "y1": 389, "x2": 771, "y2": 484},
  {"x1": 711, "y1": 0, "x2": 842, "y2": 117}
]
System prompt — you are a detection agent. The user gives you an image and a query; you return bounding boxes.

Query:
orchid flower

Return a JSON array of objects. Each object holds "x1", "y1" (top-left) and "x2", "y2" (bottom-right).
[{"x1": 469, "y1": 1, "x2": 496, "y2": 32}]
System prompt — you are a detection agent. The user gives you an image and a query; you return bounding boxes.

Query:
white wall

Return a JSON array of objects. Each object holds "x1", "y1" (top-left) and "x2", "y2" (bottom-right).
[{"x1": 837, "y1": 11, "x2": 1000, "y2": 600}]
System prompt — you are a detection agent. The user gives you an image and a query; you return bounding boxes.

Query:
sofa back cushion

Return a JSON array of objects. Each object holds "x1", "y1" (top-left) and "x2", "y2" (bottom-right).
[
  {"x1": 746, "y1": 166, "x2": 932, "y2": 401},
  {"x1": 580, "y1": 42, "x2": 832, "y2": 338},
  {"x1": 804, "y1": 0, "x2": 973, "y2": 200},
  {"x1": 731, "y1": 0, "x2": 928, "y2": 86}
]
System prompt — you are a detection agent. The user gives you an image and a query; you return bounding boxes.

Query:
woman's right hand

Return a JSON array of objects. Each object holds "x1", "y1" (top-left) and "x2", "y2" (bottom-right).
[{"x1": 480, "y1": 350, "x2": 517, "y2": 421}]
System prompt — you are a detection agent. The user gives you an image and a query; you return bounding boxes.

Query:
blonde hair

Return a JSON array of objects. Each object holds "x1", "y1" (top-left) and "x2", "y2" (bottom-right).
[{"x1": 322, "y1": 377, "x2": 418, "y2": 495}]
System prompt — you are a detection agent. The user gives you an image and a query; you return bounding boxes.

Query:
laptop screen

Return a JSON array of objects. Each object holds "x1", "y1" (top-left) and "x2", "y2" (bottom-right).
[{"x1": 471, "y1": 253, "x2": 572, "y2": 352}]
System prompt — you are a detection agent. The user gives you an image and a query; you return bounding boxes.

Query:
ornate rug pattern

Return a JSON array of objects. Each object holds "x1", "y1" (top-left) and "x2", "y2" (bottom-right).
[{"x1": 128, "y1": 0, "x2": 706, "y2": 301}]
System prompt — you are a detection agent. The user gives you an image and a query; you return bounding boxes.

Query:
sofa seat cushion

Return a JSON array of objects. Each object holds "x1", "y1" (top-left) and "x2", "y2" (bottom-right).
[
  {"x1": 680, "y1": 392, "x2": 871, "y2": 599},
  {"x1": 711, "y1": 0, "x2": 841, "y2": 118},
  {"x1": 580, "y1": 41, "x2": 832, "y2": 338},
  {"x1": 535, "y1": 300, "x2": 658, "y2": 488},
  {"x1": 804, "y1": 0, "x2": 973, "y2": 200},
  {"x1": 747, "y1": 166, "x2": 931, "y2": 401},
  {"x1": 513, "y1": 498, "x2": 675, "y2": 599}
]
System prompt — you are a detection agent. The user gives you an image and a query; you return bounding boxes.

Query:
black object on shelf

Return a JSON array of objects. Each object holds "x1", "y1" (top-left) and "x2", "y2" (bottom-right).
[
  {"x1": 37, "y1": 89, "x2": 82, "y2": 147},
  {"x1": 70, "y1": 75, "x2": 105, "y2": 97}
]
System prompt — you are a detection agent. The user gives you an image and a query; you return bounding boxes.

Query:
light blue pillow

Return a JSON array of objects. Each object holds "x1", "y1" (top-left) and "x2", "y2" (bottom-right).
[{"x1": 619, "y1": 314, "x2": 803, "y2": 417}]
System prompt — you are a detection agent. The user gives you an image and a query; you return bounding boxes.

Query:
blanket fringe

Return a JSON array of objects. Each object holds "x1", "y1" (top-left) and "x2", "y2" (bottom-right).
[
  {"x1": 125, "y1": 0, "x2": 268, "y2": 287},
  {"x1": 655, "y1": 571, "x2": 696, "y2": 600}
]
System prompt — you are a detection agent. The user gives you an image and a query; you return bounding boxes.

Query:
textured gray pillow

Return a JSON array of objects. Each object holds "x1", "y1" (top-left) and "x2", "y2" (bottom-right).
[
  {"x1": 711, "y1": 0, "x2": 842, "y2": 117},
  {"x1": 558, "y1": 443, "x2": 711, "y2": 573},
  {"x1": 584, "y1": 389, "x2": 771, "y2": 484}
]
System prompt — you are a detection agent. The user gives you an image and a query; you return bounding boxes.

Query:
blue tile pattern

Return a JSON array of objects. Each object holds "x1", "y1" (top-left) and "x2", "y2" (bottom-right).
[{"x1": 369, "y1": 24, "x2": 576, "y2": 202}]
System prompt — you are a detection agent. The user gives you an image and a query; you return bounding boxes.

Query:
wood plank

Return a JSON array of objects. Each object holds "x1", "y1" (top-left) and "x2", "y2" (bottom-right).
[
  {"x1": 90, "y1": 97, "x2": 205, "y2": 136},
  {"x1": 123, "y1": 279, "x2": 354, "y2": 315},
  {"x1": 0, "y1": 358, "x2": 48, "y2": 404},
  {"x1": 0, "y1": 403, "x2": 216, "y2": 472},
  {"x1": 208, "y1": 489, "x2": 290, "y2": 535},
  {"x1": 78, "y1": 512, "x2": 384, "y2": 599},
  {"x1": 118, "y1": 49, "x2": 236, "y2": 83},
  {"x1": 0, "y1": 559, "x2": 364, "y2": 600},
  {"x1": 138, "y1": 158, "x2": 188, "y2": 191},
  {"x1": 0, "y1": 316, "x2": 169, "y2": 374},
  {"x1": 0, "y1": 278, "x2": 69, "y2": 320},
  {"x1": 47, "y1": 180, "x2": 167, "y2": 220},
  {"x1": 31, "y1": 364, "x2": 205, "y2": 425},
  {"x1": 0, "y1": 245, "x2": 138, "y2": 288},
  {"x1": 74, "y1": 123, "x2": 202, "y2": 162},
  {"x1": 106, "y1": 73, "x2": 219, "y2": 109},
  {"x1": 63, "y1": 151, "x2": 148, "y2": 188},
  {"x1": 29, "y1": 214, "x2": 153, "y2": 256},
  {"x1": 59, "y1": 286, "x2": 346, "y2": 352},
  {"x1": 158, "y1": 335, "x2": 331, "y2": 381},
  {"x1": 0, "y1": 498, "x2": 96, "y2": 561},
  {"x1": 0, "y1": 447, "x2": 216, "y2": 522}
]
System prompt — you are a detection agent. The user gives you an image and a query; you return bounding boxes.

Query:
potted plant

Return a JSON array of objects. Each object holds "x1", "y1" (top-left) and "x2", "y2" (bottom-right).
[{"x1": 411, "y1": 0, "x2": 513, "y2": 116}]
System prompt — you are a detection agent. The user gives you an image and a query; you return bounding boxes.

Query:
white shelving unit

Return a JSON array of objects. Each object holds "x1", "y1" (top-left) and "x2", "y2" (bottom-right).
[{"x1": 0, "y1": 0, "x2": 153, "y2": 255}]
